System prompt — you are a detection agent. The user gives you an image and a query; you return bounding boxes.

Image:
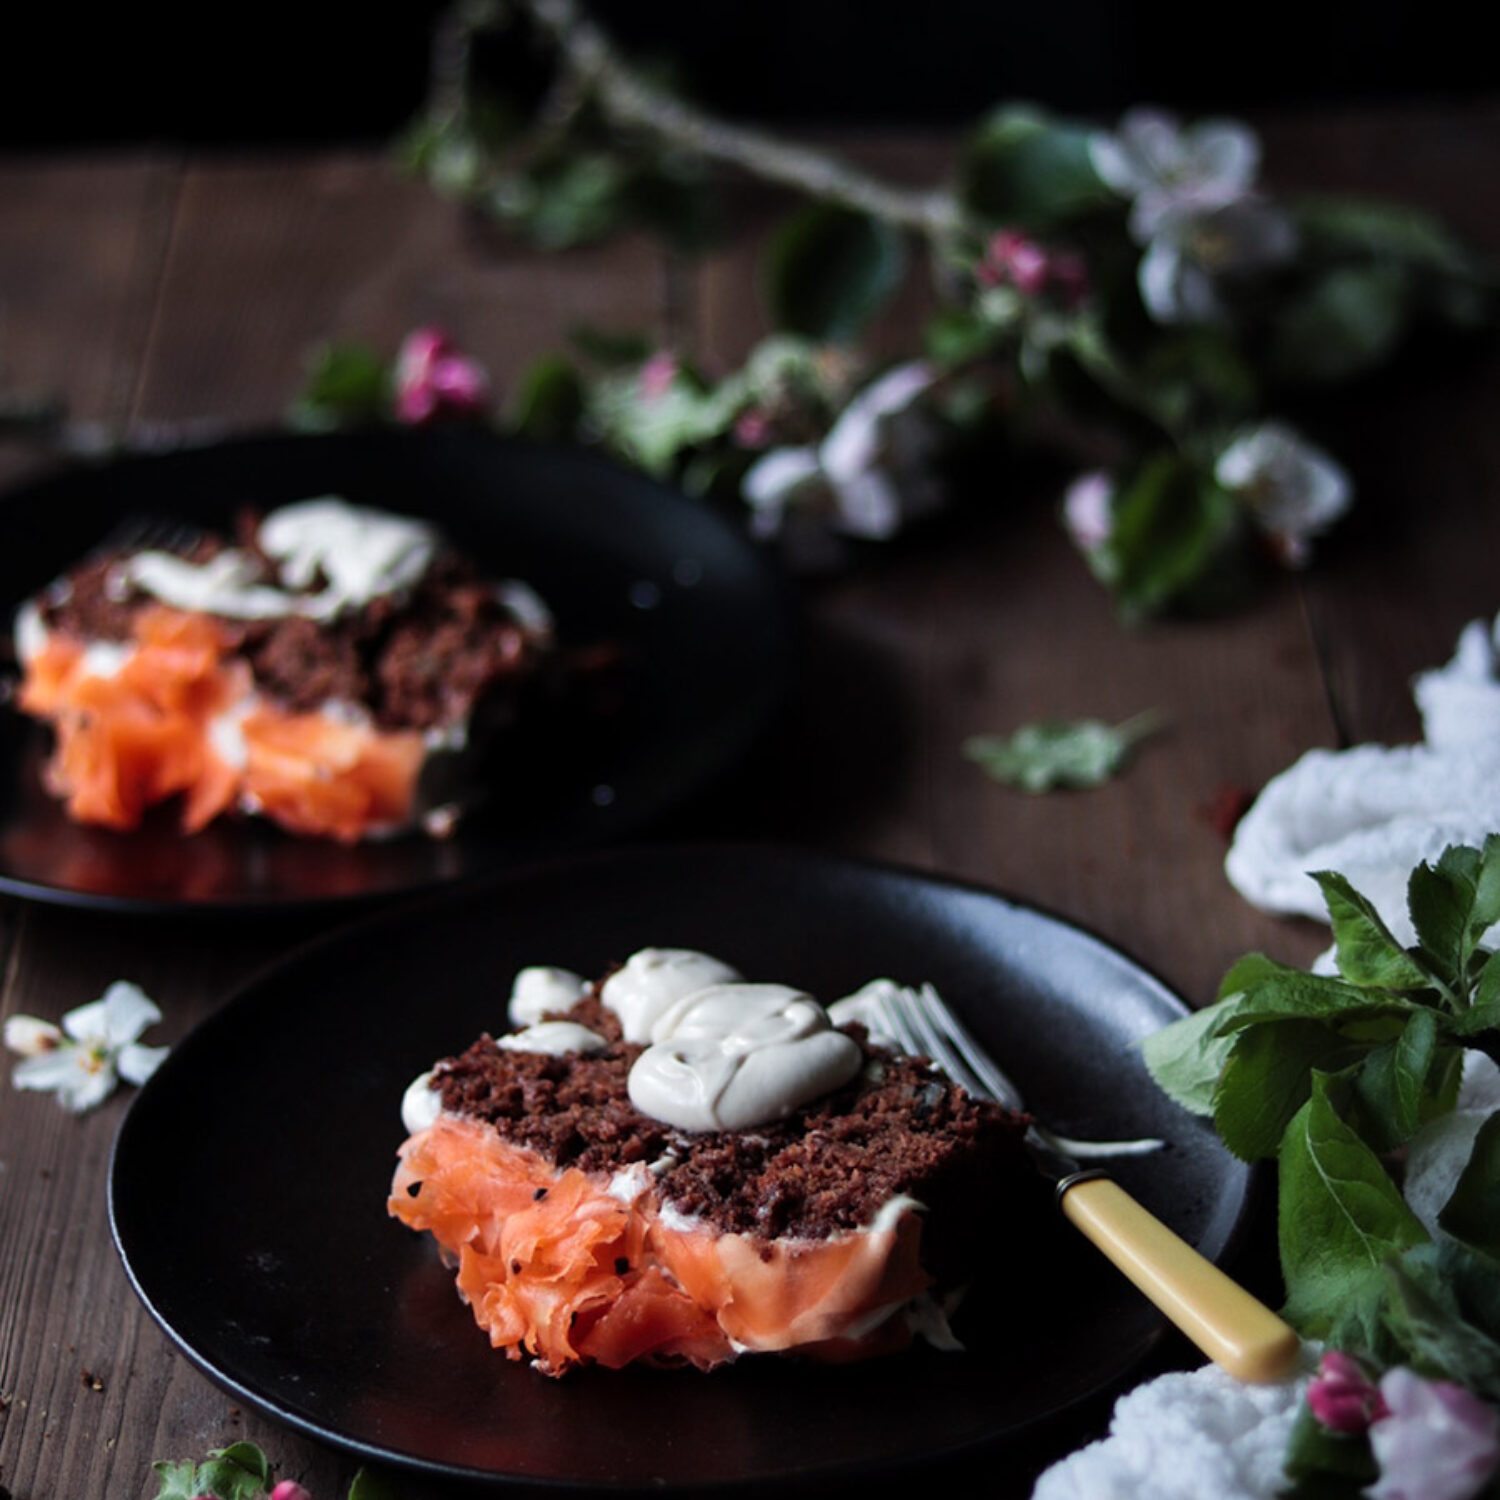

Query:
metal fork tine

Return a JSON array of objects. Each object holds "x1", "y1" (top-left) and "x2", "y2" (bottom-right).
[
  {"x1": 100, "y1": 514, "x2": 209, "y2": 557},
  {"x1": 914, "y1": 982, "x2": 1026, "y2": 1110},
  {"x1": 868, "y1": 988, "x2": 925, "y2": 1062},
  {"x1": 900, "y1": 993, "x2": 992, "y2": 1101}
]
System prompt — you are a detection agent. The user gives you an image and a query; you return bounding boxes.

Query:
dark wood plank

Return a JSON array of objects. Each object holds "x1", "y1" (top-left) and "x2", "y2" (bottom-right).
[
  {"x1": 1257, "y1": 101, "x2": 1500, "y2": 745},
  {"x1": 135, "y1": 152, "x2": 670, "y2": 423},
  {"x1": 0, "y1": 153, "x2": 179, "y2": 485}
]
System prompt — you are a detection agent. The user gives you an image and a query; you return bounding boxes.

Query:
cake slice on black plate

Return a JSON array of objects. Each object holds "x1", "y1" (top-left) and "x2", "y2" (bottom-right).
[
  {"x1": 390, "y1": 947, "x2": 1029, "y2": 1376},
  {"x1": 10, "y1": 497, "x2": 554, "y2": 841}
]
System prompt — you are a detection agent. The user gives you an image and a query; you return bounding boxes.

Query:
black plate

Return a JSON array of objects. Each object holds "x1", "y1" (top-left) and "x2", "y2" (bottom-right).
[
  {"x1": 0, "y1": 429, "x2": 793, "y2": 910},
  {"x1": 109, "y1": 844, "x2": 1252, "y2": 1492}
]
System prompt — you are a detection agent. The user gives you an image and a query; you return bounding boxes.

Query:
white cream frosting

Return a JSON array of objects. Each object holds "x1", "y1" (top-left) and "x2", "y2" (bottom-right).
[
  {"x1": 401, "y1": 1070, "x2": 444, "y2": 1134},
  {"x1": 509, "y1": 966, "x2": 588, "y2": 1027},
  {"x1": 497, "y1": 1020, "x2": 607, "y2": 1056},
  {"x1": 628, "y1": 981, "x2": 863, "y2": 1132},
  {"x1": 113, "y1": 497, "x2": 440, "y2": 622},
  {"x1": 600, "y1": 948, "x2": 743, "y2": 1043},
  {"x1": 12, "y1": 600, "x2": 48, "y2": 664}
]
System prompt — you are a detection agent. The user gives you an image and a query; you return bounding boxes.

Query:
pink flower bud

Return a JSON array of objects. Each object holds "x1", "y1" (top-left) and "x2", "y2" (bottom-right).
[
  {"x1": 269, "y1": 1481, "x2": 313, "y2": 1500},
  {"x1": 638, "y1": 350, "x2": 679, "y2": 401},
  {"x1": 1308, "y1": 1350, "x2": 1385, "y2": 1434},
  {"x1": 983, "y1": 231, "x2": 1051, "y2": 297},
  {"x1": 393, "y1": 325, "x2": 490, "y2": 425},
  {"x1": 733, "y1": 409, "x2": 771, "y2": 448}
]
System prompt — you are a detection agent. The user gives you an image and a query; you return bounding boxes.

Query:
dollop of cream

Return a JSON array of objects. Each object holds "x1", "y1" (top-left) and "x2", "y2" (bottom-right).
[
  {"x1": 600, "y1": 948, "x2": 742, "y2": 1043},
  {"x1": 628, "y1": 982, "x2": 862, "y2": 1132},
  {"x1": 118, "y1": 549, "x2": 295, "y2": 620},
  {"x1": 401, "y1": 1070, "x2": 444, "y2": 1134},
  {"x1": 259, "y1": 498, "x2": 437, "y2": 617},
  {"x1": 509, "y1": 966, "x2": 588, "y2": 1027},
  {"x1": 497, "y1": 1020, "x2": 607, "y2": 1056},
  {"x1": 12, "y1": 601, "x2": 49, "y2": 664},
  {"x1": 113, "y1": 498, "x2": 439, "y2": 622}
]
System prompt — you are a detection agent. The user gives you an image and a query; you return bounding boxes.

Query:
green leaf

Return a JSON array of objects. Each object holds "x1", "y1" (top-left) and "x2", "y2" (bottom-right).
[
  {"x1": 492, "y1": 152, "x2": 632, "y2": 250},
  {"x1": 924, "y1": 307, "x2": 999, "y2": 366},
  {"x1": 1218, "y1": 951, "x2": 1293, "y2": 1003},
  {"x1": 1313, "y1": 870, "x2": 1434, "y2": 990},
  {"x1": 962, "y1": 709, "x2": 1160, "y2": 793},
  {"x1": 506, "y1": 354, "x2": 585, "y2": 442},
  {"x1": 151, "y1": 1443, "x2": 272, "y2": 1500},
  {"x1": 1097, "y1": 453, "x2": 1243, "y2": 620},
  {"x1": 1278, "y1": 1073, "x2": 1428, "y2": 1335},
  {"x1": 762, "y1": 204, "x2": 906, "y2": 343},
  {"x1": 1282, "y1": 1400, "x2": 1378, "y2": 1488},
  {"x1": 1293, "y1": 196, "x2": 1492, "y2": 279},
  {"x1": 290, "y1": 342, "x2": 392, "y2": 431},
  {"x1": 958, "y1": 105, "x2": 1111, "y2": 231},
  {"x1": 150, "y1": 1459, "x2": 203, "y2": 1500},
  {"x1": 1439, "y1": 1111, "x2": 1500, "y2": 1260},
  {"x1": 1406, "y1": 841, "x2": 1500, "y2": 995},
  {"x1": 347, "y1": 1466, "x2": 404, "y2": 1500},
  {"x1": 1467, "y1": 834, "x2": 1500, "y2": 935},
  {"x1": 1208, "y1": 963, "x2": 1415, "y2": 1034},
  {"x1": 1132, "y1": 329, "x2": 1260, "y2": 433},
  {"x1": 1350, "y1": 1009, "x2": 1441, "y2": 1151},
  {"x1": 1269, "y1": 264, "x2": 1409, "y2": 385},
  {"x1": 1404, "y1": 1240, "x2": 1500, "y2": 1347},
  {"x1": 1323, "y1": 1262, "x2": 1409, "y2": 1370},
  {"x1": 1456, "y1": 951, "x2": 1500, "y2": 1033},
  {"x1": 1384, "y1": 1256, "x2": 1500, "y2": 1401},
  {"x1": 1141, "y1": 1001, "x2": 1241, "y2": 1115},
  {"x1": 1213, "y1": 1021, "x2": 1364, "y2": 1160},
  {"x1": 193, "y1": 1443, "x2": 272, "y2": 1500}
]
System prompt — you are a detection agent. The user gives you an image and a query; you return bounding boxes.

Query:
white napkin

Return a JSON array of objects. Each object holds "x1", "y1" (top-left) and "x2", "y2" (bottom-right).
[
  {"x1": 1225, "y1": 614, "x2": 1500, "y2": 945},
  {"x1": 1033, "y1": 1054, "x2": 1500, "y2": 1500}
]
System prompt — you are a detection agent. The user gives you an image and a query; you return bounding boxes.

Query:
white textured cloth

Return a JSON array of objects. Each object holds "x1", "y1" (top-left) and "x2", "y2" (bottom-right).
[
  {"x1": 1226, "y1": 615, "x2": 1500, "y2": 945},
  {"x1": 1032, "y1": 1357, "x2": 1314, "y2": 1500}
]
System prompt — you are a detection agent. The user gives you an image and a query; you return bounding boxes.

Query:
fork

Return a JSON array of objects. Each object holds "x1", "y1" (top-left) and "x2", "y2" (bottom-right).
[{"x1": 868, "y1": 982, "x2": 1302, "y2": 1384}]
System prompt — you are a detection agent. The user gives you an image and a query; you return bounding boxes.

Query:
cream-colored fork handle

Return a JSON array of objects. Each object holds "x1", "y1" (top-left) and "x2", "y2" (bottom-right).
[{"x1": 1060, "y1": 1176, "x2": 1301, "y2": 1383}]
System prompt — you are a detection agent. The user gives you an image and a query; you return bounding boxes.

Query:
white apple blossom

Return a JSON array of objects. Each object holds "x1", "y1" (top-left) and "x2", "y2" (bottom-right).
[
  {"x1": 1138, "y1": 198, "x2": 1298, "y2": 326},
  {"x1": 1214, "y1": 421, "x2": 1352, "y2": 565},
  {"x1": 1367, "y1": 1368, "x2": 1500, "y2": 1500},
  {"x1": 1061, "y1": 470, "x2": 1115, "y2": 554},
  {"x1": 1090, "y1": 108, "x2": 1262, "y2": 241},
  {"x1": 6, "y1": 981, "x2": 168, "y2": 1112},
  {"x1": 741, "y1": 361, "x2": 944, "y2": 566}
]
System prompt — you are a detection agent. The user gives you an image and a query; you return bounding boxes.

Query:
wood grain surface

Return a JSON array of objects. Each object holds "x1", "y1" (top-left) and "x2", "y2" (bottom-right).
[{"x1": 3, "y1": 105, "x2": 1499, "y2": 1498}]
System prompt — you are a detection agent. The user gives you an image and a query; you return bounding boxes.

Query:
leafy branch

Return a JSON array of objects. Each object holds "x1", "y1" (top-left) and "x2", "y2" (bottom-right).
[
  {"x1": 379, "y1": 2, "x2": 1498, "y2": 618},
  {"x1": 1144, "y1": 838, "x2": 1500, "y2": 1495}
]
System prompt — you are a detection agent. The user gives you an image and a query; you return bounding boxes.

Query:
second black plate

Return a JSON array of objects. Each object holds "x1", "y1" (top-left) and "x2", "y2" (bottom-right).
[
  {"x1": 110, "y1": 844, "x2": 1251, "y2": 1491},
  {"x1": 0, "y1": 428, "x2": 793, "y2": 910}
]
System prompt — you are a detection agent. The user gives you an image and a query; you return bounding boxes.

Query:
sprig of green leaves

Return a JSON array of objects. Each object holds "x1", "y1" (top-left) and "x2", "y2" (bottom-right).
[
  {"x1": 152, "y1": 1444, "x2": 273, "y2": 1500},
  {"x1": 1146, "y1": 838, "x2": 1500, "y2": 1165},
  {"x1": 1145, "y1": 838, "x2": 1500, "y2": 1494},
  {"x1": 150, "y1": 1442, "x2": 398, "y2": 1500}
]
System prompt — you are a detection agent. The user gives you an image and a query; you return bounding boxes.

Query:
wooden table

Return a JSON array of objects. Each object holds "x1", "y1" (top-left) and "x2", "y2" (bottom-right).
[{"x1": 3, "y1": 102, "x2": 1500, "y2": 1498}]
